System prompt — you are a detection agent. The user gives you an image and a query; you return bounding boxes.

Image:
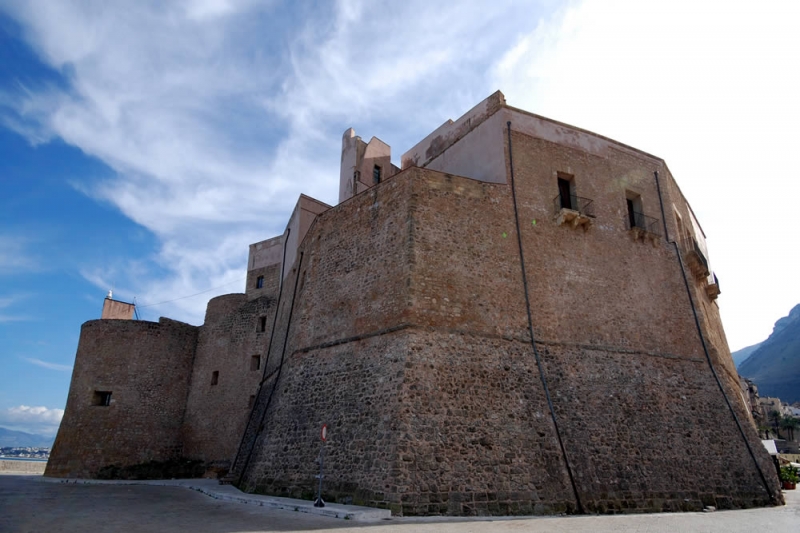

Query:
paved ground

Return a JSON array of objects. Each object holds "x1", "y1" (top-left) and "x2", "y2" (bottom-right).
[
  {"x1": 33, "y1": 477, "x2": 390, "y2": 521},
  {"x1": 1, "y1": 475, "x2": 798, "y2": 532}
]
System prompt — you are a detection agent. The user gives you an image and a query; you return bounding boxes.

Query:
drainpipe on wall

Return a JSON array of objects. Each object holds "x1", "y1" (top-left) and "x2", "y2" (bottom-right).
[
  {"x1": 653, "y1": 170, "x2": 780, "y2": 504},
  {"x1": 506, "y1": 121, "x2": 584, "y2": 513}
]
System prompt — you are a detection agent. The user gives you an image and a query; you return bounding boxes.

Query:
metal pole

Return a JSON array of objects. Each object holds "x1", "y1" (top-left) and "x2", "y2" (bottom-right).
[{"x1": 314, "y1": 442, "x2": 325, "y2": 507}]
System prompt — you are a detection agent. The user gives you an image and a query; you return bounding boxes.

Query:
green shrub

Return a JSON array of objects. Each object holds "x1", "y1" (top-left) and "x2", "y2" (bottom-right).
[{"x1": 779, "y1": 465, "x2": 799, "y2": 483}]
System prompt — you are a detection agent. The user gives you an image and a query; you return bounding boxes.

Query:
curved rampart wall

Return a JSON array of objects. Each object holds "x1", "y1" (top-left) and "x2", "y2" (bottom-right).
[
  {"x1": 181, "y1": 292, "x2": 279, "y2": 470},
  {"x1": 46, "y1": 318, "x2": 198, "y2": 478}
]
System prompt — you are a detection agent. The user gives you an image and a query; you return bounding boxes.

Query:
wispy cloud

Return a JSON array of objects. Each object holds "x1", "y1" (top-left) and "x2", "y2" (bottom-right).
[
  {"x1": 2, "y1": 0, "x2": 797, "y2": 350},
  {"x1": 0, "y1": 293, "x2": 32, "y2": 322},
  {"x1": 21, "y1": 357, "x2": 72, "y2": 372},
  {"x1": 0, "y1": 235, "x2": 40, "y2": 275},
  {"x1": 0, "y1": 405, "x2": 64, "y2": 436},
  {"x1": 0, "y1": 315, "x2": 31, "y2": 323},
  {"x1": 0, "y1": 0, "x2": 541, "y2": 323}
]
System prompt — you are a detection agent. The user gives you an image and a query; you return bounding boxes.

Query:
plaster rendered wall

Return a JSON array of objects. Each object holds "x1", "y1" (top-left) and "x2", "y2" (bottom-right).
[
  {"x1": 421, "y1": 110, "x2": 508, "y2": 184},
  {"x1": 181, "y1": 292, "x2": 279, "y2": 469},
  {"x1": 100, "y1": 298, "x2": 135, "y2": 320},
  {"x1": 282, "y1": 195, "x2": 331, "y2": 279},
  {"x1": 339, "y1": 130, "x2": 396, "y2": 203},
  {"x1": 339, "y1": 128, "x2": 363, "y2": 203},
  {"x1": 247, "y1": 236, "x2": 283, "y2": 300},
  {"x1": 357, "y1": 137, "x2": 394, "y2": 189},
  {"x1": 401, "y1": 91, "x2": 506, "y2": 170},
  {"x1": 0, "y1": 459, "x2": 47, "y2": 474},
  {"x1": 46, "y1": 318, "x2": 198, "y2": 478}
]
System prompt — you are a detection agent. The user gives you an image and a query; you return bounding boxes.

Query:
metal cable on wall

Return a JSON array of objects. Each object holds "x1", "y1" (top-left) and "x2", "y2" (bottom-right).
[{"x1": 506, "y1": 121, "x2": 584, "y2": 513}]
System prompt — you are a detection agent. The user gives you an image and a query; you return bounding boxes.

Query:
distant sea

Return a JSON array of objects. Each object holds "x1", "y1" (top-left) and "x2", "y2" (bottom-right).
[{"x1": 0, "y1": 457, "x2": 48, "y2": 462}]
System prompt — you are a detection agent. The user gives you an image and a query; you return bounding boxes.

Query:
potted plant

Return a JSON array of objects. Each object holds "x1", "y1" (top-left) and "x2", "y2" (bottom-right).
[{"x1": 780, "y1": 466, "x2": 799, "y2": 490}]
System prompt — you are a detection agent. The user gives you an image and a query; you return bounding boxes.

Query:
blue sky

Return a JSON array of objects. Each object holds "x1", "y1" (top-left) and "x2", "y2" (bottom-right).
[{"x1": 1, "y1": 0, "x2": 799, "y2": 436}]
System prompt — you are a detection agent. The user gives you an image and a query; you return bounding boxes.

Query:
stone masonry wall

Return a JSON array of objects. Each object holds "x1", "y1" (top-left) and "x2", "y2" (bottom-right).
[
  {"x1": 654, "y1": 167, "x2": 777, "y2": 492},
  {"x1": 506, "y1": 131, "x2": 777, "y2": 508},
  {"x1": 241, "y1": 332, "x2": 408, "y2": 507},
  {"x1": 238, "y1": 170, "x2": 416, "y2": 503},
  {"x1": 504, "y1": 130, "x2": 702, "y2": 354},
  {"x1": 46, "y1": 318, "x2": 198, "y2": 478},
  {"x1": 181, "y1": 290, "x2": 279, "y2": 470},
  {"x1": 228, "y1": 262, "x2": 300, "y2": 483},
  {"x1": 397, "y1": 330, "x2": 576, "y2": 515},
  {"x1": 239, "y1": 160, "x2": 779, "y2": 514},
  {"x1": 540, "y1": 343, "x2": 773, "y2": 512},
  {"x1": 289, "y1": 177, "x2": 415, "y2": 351}
]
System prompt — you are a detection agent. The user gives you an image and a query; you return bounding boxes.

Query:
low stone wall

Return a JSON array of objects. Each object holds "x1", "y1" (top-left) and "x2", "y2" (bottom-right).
[{"x1": 0, "y1": 460, "x2": 47, "y2": 474}]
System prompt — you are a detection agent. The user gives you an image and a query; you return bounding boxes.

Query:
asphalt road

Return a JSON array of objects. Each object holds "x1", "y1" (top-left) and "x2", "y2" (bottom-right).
[{"x1": 1, "y1": 475, "x2": 798, "y2": 533}]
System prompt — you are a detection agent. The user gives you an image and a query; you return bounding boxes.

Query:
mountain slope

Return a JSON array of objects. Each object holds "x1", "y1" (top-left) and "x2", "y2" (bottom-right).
[
  {"x1": 738, "y1": 304, "x2": 800, "y2": 403},
  {"x1": 732, "y1": 341, "x2": 762, "y2": 368},
  {"x1": 0, "y1": 427, "x2": 54, "y2": 448}
]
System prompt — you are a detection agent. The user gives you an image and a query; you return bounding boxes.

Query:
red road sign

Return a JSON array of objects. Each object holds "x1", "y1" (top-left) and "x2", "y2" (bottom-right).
[{"x1": 320, "y1": 424, "x2": 327, "y2": 442}]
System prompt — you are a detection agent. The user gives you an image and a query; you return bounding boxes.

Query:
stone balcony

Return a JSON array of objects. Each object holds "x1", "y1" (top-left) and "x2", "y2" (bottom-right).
[
  {"x1": 681, "y1": 236, "x2": 710, "y2": 280},
  {"x1": 705, "y1": 272, "x2": 721, "y2": 301},
  {"x1": 626, "y1": 211, "x2": 662, "y2": 246},
  {"x1": 553, "y1": 194, "x2": 595, "y2": 230}
]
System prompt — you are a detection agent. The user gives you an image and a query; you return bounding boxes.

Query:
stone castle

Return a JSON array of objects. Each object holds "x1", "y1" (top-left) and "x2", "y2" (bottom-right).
[{"x1": 46, "y1": 92, "x2": 782, "y2": 515}]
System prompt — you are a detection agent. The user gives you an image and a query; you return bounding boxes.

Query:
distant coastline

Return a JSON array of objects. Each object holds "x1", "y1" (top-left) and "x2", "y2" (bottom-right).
[{"x1": 0, "y1": 457, "x2": 48, "y2": 462}]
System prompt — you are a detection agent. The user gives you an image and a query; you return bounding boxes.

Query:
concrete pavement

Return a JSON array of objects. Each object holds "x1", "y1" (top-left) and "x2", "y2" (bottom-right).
[
  {"x1": 35, "y1": 476, "x2": 390, "y2": 521},
  {"x1": 1, "y1": 475, "x2": 798, "y2": 532}
]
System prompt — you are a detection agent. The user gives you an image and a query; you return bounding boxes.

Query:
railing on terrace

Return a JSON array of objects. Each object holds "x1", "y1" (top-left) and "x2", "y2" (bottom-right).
[
  {"x1": 552, "y1": 194, "x2": 596, "y2": 218},
  {"x1": 625, "y1": 211, "x2": 662, "y2": 236},
  {"x1": 705, "y1": 272, "x2": 721, "y2": 299}
]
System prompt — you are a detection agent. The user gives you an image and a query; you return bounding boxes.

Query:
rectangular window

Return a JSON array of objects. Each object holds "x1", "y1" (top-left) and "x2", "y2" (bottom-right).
[
  {"x1": 626, "y1": 193, "x2": 643, "y2": 229},
  {"x1": 373, "y1": 165, "x2": 382, "y2": 184},
  {"x1": 211, "y1": 371, "x2": 219, "y2": 386},
  {"x1": 93, "y1": 390, "x2": 112, "y2": 406},
  {"x1": 250, "y1": 355, "x2": 260, "y2": 371},
  {"x1": 248, "y1": 395, "x2": 256, "y2": 409},
  {"x1": 557, "y1": 176, "x2": 574, "y2": 210},
  {"x1": 256, "y1": 276, "x2": 264, "y2": 289},
  {"x1": 258, "y1": 316, "x2": 267, "y2": 332}
]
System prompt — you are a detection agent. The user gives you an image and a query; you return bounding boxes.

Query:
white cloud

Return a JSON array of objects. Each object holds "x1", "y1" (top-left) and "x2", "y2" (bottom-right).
[
  {"x1": 0, "y1": 0, "x2": 313, "y2": 322},
  {"x1": 1, "y1": 0, "x2": 796, "y2": 349},
  {"x1": 0, "y1": 0, "x2": 541, "y2": 324},
  {"x1": 21, "y1": 357, "x2": 72, "y2": 372},
  {"x1": 0, "y1": 405, "x2": 64, "y2": 436}
]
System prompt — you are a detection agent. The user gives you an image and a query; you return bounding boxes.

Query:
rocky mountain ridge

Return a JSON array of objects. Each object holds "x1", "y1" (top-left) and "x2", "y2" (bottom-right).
[
  {"x1": 0, "y1": 427, "x2": 54, "y2": 448},
  {"x1": 738, "y1": 303, "x2": 800, "y2": 403}
]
